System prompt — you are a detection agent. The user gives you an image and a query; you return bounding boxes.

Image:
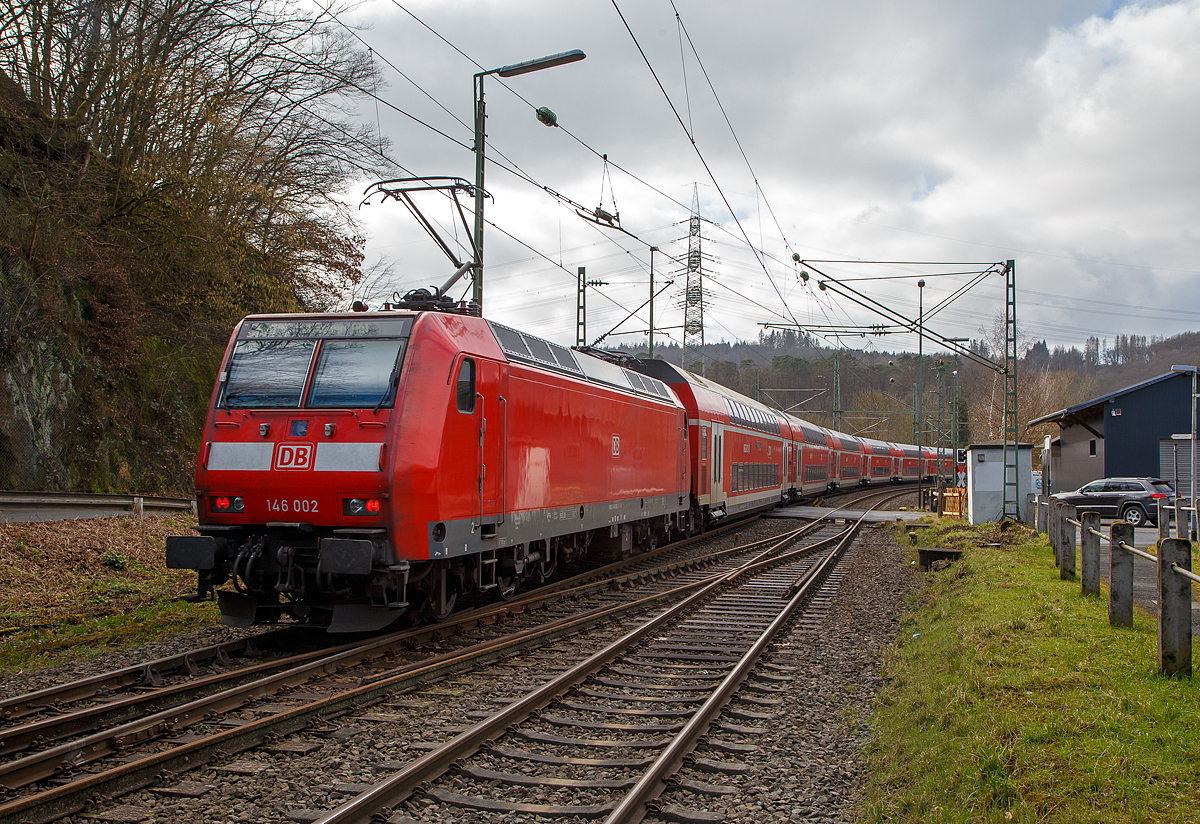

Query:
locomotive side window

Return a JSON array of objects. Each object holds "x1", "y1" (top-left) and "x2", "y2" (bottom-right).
[
  {"x1": 222, "y1": 339, "x2": 316, "y2": 408},
  {"x1": 308, "y1": 339, "x2": 407, "y2": 408},
  {"x1": 456, "y1": 358, "x2": 476, "y2": 413}
]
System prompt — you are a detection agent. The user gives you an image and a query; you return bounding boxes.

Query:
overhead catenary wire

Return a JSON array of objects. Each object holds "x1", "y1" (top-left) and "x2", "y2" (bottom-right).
[
  {"x1": 356, "y1": 0, "x2": 828, "y2": 342},
  {"x1": 342, "y1": 0, "x2": 1200, "y2": 348},
  {"x1": 609, "y1": 0, "x2": 800, "y2": 333}
]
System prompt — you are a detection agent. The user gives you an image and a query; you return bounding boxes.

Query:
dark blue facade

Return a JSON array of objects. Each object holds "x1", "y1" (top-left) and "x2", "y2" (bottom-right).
[
  {"x1": 1029, "y1": 371, "x2": 1199, "y2": 492},
  {"x1": 1101, "y1": 373, "x2": 1193, "y2": 478}
]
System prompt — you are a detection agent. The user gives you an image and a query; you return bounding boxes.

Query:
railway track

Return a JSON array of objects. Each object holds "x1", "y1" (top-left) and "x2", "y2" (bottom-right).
[
  {"x1": 312, "y1": 507, "x2": 863, "y2": 824},
  {"x1": 0, "y1": 491, "x2": 911, "y2": 823},
  {"x1": 0, "y1": 517, "x2": 810, "y2": 822}
]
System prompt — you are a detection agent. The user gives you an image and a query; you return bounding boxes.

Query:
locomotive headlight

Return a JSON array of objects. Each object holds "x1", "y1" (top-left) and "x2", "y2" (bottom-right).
[
  {"x1": 212, "y1": 495, "x2": 244, "y2": 513},
  {"x1": 343, "y1": 498, "x2": 382, "y2": 516}
]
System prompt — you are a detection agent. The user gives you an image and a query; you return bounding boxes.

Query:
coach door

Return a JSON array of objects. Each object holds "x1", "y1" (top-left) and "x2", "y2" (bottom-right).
[
  {"x1": 476, "y1": 358, "x2": 507, "y2": 534},
  {"x1": 710, "y1": 421, "x2": 724, "y2": 502}
]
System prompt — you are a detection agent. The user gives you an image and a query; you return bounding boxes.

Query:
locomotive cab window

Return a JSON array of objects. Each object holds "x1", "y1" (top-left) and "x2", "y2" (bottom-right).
[
  {"x1": 308, "y1": 339, "x2": 407, "y2": 408},
  {"x1": 456, "y1": 358, "x2": 476, "y2": 413},
  {"x1": 222, "y1": 339, "x2": 316, "y2": 408},
  {"x1": 219, "y1": 317, "x2": 412, "y2": 410}
]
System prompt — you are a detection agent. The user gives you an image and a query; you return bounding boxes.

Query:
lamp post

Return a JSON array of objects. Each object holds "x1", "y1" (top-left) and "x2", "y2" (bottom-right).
[
  {"x1": 473, "y1": 49, "x2": 586, "y2": 313},
  {"x1": 649, "y1": 247, "x2": 659, "y2": 358},
  {"x1": 917, "y1": 279, "x2": 925, "y2": 509},
  {"x1": 1171, "y1": 364, "x2": 1197, "y2": 539}
]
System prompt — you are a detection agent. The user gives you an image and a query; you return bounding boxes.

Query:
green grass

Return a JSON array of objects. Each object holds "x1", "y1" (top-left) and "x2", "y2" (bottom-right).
[{"x1": 861, "y1": 520, "x2": 1200, "y2": 824}]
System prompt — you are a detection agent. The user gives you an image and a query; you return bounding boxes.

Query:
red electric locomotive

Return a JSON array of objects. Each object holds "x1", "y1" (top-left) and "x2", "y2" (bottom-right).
[
  {"x1": 168, "y1": 301, "x2": 962, "y2": 632},
  {"x1": 167, "y1": 309, "x2": 691, "y2": 632}
]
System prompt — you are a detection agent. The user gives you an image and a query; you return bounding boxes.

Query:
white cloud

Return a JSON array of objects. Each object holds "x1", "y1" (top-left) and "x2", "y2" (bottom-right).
[{"x1": 342, "y1": 0, "x2": 1200, "y2": 352}]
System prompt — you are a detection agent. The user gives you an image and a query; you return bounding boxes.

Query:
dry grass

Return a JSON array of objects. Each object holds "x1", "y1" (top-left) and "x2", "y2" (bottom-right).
[{"x1": 0, "y1": 513, "x2": 219, "y2": 669}]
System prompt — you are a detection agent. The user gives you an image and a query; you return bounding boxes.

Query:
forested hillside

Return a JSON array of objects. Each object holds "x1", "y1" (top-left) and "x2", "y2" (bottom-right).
[{"x1": 0, "y1": 1, "x2": 382, "y2": 493}]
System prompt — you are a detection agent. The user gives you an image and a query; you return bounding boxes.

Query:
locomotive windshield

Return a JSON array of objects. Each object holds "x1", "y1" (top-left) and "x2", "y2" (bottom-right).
[
  {"x1": 308, "y1": 339, "x2": 406, "y2": 408},
  {"x1": 220, "y1": 317, "x2": 412, "y2": 409}
]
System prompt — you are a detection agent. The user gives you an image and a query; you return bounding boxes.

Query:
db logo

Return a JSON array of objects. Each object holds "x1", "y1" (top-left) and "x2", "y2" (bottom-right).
[{"x1": 273, "y1": 443, "x2": 313, "y2": 471}]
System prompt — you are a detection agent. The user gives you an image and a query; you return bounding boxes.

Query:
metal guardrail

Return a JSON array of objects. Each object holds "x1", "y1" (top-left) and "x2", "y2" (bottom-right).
[{"x1": 0, "y1": 492, "x2": 195, "y2": 523}]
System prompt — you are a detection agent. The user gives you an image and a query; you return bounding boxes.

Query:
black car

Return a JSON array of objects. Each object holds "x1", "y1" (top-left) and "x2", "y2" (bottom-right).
[{"x1": 1052, "y1": 477, "x2": 1175, "y2": 527}]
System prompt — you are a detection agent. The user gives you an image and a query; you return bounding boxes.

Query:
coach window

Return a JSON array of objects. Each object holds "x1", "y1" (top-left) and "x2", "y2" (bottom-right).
[
  {"x1": 701, "y1": 426, "x2": 708, "y2": 460},
  {"x1": 456, "y1": 358, "x2": 476, "y2": 413}
]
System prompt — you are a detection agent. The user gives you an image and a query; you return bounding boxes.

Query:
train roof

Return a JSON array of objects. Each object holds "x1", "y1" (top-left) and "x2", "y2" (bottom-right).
[
  {"x1": 229, "y1": 311, "x2": 680, "y2": 407},
  {"x1": 488, "y1": 322, "x2": 678, "y2": 405},
  {"x1": 631, "y1": 359, "x2": 789, "y2": 434}
]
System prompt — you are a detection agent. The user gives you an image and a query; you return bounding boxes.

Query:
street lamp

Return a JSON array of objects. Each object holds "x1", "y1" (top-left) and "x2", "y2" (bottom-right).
[
  {"x1": 917, "y1": 279, "x2": 925, "y2": 509},
  {"x1": 1170, "y1": 364, "x2": 1197, "y2": 539},
  {"x1": 649, "y1": 247, "x2": 659, "y2": 358},
  {"x1": 473, "y1": 49, "x2": 586, "y2": 313}
]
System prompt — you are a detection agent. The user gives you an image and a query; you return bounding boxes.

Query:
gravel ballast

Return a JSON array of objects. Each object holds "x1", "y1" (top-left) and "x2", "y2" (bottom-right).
[{"x1": 18, "y1": 521, "x2": 920, "y2": 824}]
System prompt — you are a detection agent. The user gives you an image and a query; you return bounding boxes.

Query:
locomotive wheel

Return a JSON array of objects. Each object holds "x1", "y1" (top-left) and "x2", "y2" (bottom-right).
[
  {"x1": 431, "y1": 592, "x2": 457, "y2": 622},
  {"x1": 496, "y1": 575, "x2": 519, "y2": 601}
]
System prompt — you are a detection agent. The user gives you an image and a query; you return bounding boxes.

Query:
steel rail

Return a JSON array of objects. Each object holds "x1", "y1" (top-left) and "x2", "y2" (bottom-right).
[
  {"x1": 313, "y1": 523, "x2": 856, "y2": 824},
  {"x1": 605, "y1": 505, "x2": 865, "y2": 823},
  {"x1": 0, "y1": 515, "x2": 767, "y2": 726},
  {"x1": 0, "y1": 629, "x2": 298, "y2": 721}
]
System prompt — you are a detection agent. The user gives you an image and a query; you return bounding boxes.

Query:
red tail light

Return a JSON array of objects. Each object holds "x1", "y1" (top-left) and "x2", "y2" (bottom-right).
[
  {"x1": 343, "y1": 498, "x2": 382, "y2": 516},
  {"x1": 211, "y1": 495, "x2": 244, "y2": 513}
]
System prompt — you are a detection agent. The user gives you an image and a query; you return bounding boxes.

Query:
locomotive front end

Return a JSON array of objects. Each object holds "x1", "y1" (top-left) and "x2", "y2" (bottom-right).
[{"x1": 166, "y1": 314, "x2": 412, "y2": 633}]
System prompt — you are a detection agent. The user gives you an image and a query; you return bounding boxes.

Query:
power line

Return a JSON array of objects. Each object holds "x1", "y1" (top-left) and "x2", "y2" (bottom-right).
[{"x1": 609, "y1": 0, "x2": 798, "y2": 332}]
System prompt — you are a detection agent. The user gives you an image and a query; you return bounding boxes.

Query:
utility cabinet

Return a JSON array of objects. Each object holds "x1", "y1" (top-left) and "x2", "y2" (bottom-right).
[{"x1": 966, "y1": 441, "x2": 1034, "y2": 525}]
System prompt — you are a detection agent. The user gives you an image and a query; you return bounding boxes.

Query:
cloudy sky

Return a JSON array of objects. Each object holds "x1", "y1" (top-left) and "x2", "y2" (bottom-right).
[{"x1": 333, "y1": 0, "x2": 1200, "y2": 361}]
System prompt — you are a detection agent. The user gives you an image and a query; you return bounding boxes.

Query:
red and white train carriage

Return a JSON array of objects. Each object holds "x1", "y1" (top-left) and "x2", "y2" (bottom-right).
[{"x1": 168, "y1": 304, "x2": 959, "y2": 632}]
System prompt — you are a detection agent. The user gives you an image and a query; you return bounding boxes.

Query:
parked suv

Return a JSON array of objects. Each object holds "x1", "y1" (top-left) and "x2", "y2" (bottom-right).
[{"x1": 1052, "y1": 477, "x2": 1175, "y2": 527}]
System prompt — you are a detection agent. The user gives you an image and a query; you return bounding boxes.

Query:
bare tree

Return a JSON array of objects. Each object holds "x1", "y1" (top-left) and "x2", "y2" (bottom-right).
[{"x1": 0, "y1": 0, "x2": 386, "y2": 306}]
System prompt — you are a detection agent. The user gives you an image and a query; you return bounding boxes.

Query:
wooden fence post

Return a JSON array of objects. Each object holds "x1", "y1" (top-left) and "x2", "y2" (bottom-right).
[
  {"x1": 1158, "y1": 499, "x2": 1171, "y2": 541},
  {"x1": 1157, "y1": 538, "x2": 1193, "y2": 677},
  {"x1": 1059, "y1": 504, "x2": 1077, "y2": 580},
  {"x1": 1080, "y1": 511, "x2": 1101, "y2": 596},
  {"x1": 1109, "y1": 521, "x2": 1134, "y2": 628}
]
